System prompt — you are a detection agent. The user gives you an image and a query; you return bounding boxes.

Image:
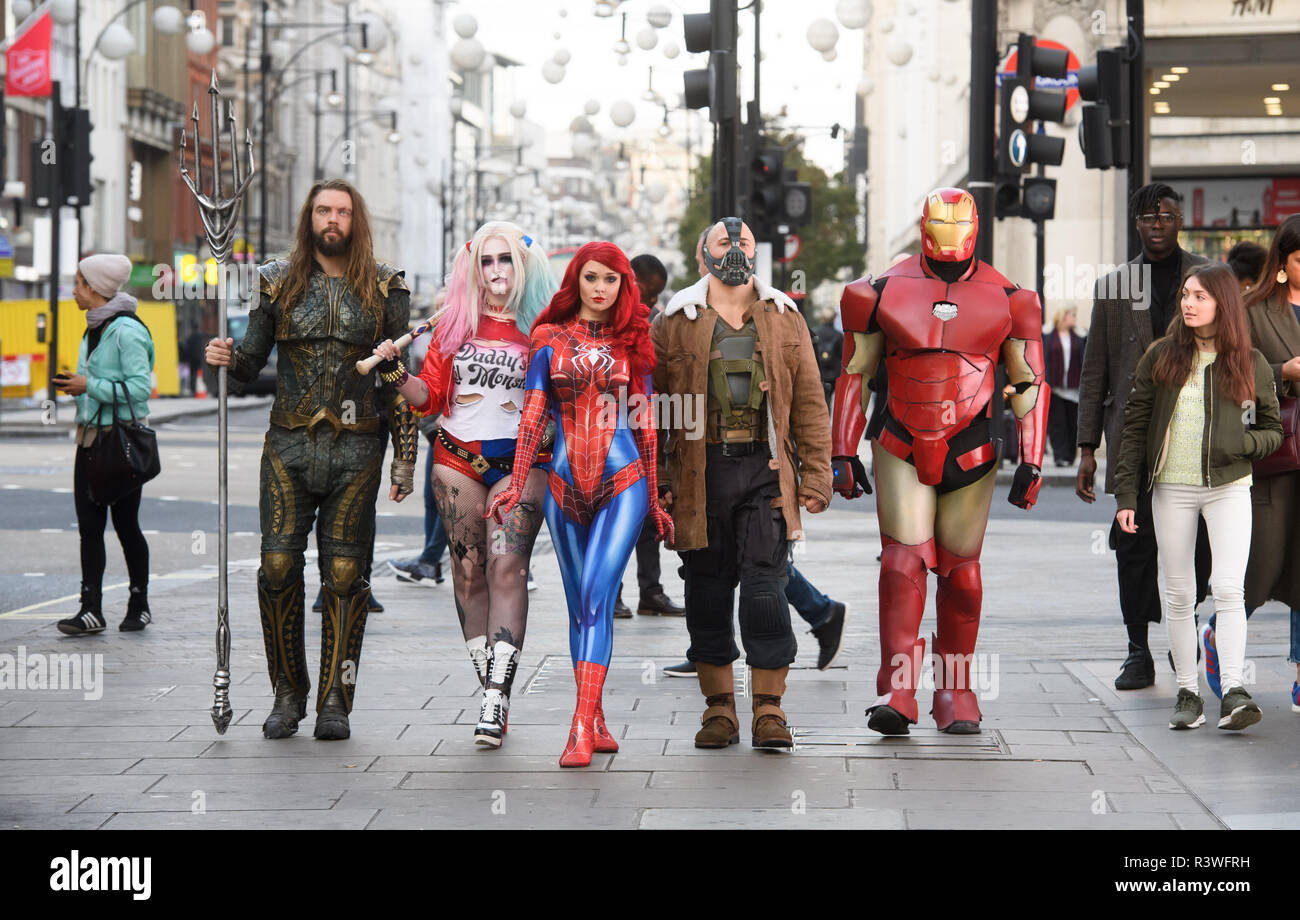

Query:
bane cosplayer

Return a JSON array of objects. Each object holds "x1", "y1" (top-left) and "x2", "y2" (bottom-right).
[{"x1": 832, "y1": 187, "x2": 1049, "y2": 735}]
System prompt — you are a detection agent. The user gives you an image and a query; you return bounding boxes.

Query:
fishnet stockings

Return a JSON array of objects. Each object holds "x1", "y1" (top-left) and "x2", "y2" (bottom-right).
[{"x1": 432, "y1": 461, "x2": 546, "y2": 650}]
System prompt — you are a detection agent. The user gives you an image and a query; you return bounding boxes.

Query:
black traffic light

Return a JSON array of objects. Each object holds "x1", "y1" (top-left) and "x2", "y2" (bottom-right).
[
  {"x1": 682, "y1": 0, "x2": 736, "y2": 123},
  {"x1": 1077, "y1": 47, "x2": 1131, "y2": 169},
  {"x1": 60, "y1": 107, "x2": 94, "y2": 207},
  {"x1": 750, "y1": 146, "x2": 783, "y2": 240},
  {"x1": 998, "y1": 33, "x2": 1068, "y2": 175}
]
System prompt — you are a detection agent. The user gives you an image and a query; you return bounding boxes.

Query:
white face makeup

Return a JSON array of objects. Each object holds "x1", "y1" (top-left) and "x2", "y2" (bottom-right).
[{"x1": 480, "y1": 237, "x2": 515, "y2": 305}]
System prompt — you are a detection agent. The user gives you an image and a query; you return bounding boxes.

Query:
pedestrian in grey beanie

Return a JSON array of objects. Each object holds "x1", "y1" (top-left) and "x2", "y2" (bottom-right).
[{"x1": 54, "y1": 254, "x2": 157, "y2": 635}]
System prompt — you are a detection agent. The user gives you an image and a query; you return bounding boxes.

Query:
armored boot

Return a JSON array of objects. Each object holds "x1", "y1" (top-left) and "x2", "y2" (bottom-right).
[
  {"x1": 315, "y1": 559, "x2": 370, "y2": 741},
  {"x1": 475, "y1": 640, "x2": 520, "y2": 748},
  {"x1": 932, "y1": 557, "x2": 983, "y2": 734},
  {"x1": 867, "y1": 541, "x2": 930, "y2": 735},
  {"x1": 257, "y1": 557, "x2": 310, "y2": 739},
  {"x1": 751, "y1": 666, "x2": 793, "y2": 750},
  {"x1": 559, "y1": 661, "x2": 606, "y2": 767},
  {"x1": 694, "y1": 662, "x2": 740, "y2": 748}
]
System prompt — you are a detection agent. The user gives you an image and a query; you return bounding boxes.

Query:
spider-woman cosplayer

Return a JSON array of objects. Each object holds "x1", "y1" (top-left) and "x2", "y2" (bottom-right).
[
  {"x1": 371, "y1": 221, "x2": 556, "y2": 747},
  {"x1": 488, "y1": 242, "x2": 673, "y2": 767},
  {"x1": 832, "y1": 188, "x2": 1049, "y2": 736}
]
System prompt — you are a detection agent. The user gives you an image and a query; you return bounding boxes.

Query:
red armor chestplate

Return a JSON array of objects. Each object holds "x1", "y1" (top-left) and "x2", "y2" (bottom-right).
[{"x1": 842, "y1": 256, "x2": 1027, "y2": 486}]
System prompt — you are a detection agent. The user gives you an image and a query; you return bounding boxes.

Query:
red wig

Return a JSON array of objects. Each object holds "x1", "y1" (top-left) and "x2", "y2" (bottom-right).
[{"x1": 533, "y1": 241, "x2": 655, "y2": 383}]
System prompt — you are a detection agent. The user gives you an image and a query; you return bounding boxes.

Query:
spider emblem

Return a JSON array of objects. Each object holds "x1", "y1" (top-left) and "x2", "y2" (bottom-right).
[{"x1": 574, "y1": 344, "x2": 615, "y2": 377}]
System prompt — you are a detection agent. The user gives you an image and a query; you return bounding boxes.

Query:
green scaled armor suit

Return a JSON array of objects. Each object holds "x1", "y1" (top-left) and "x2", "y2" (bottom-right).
[{"x1": 229, "y1": 257, "x2": 416, "y2": 728}]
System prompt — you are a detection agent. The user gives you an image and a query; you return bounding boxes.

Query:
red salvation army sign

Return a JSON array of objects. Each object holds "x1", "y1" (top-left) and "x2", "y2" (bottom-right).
[
  {"x1": 5, "y1": 11, "x2": 53, "y2": 98},
  {"x1": 998, "y1": 39, "x2": 1081, "y2": 112}
]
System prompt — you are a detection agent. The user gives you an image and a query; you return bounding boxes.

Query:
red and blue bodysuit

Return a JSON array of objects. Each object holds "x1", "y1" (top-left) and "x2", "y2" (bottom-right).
[{"x1": 499, "y1": 318, "x2": 662, "y2": 764}]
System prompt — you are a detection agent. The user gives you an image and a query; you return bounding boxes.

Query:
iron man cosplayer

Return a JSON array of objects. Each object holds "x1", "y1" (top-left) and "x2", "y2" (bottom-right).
[{"x1": 831, "y1": 187, "x2": 1049, "y2": 736}]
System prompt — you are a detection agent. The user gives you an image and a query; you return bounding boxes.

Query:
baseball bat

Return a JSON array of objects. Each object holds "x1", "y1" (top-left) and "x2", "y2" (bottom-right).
[{"x1": 356, "y1": 317, "x2": 436, "y2": 374}]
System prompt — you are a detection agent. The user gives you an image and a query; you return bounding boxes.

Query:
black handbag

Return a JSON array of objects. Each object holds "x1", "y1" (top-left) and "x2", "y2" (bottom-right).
[{"x1": 86, "y1": 380, "x2": 161, "y2": 505}]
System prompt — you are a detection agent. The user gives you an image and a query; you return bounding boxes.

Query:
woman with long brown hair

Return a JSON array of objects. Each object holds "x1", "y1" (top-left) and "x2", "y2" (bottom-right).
[
  {"x1": 1114, "y1": 262, "x2": 1281, "y2": 732},
  {"x1": 1236, "y1": 214, "x2": 1300, "y2": 713}
]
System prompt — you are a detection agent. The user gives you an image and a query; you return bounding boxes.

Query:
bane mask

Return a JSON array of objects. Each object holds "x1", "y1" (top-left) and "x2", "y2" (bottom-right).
[{"x1": 703, "y1": 217, "x2": 755, "y2": 286}]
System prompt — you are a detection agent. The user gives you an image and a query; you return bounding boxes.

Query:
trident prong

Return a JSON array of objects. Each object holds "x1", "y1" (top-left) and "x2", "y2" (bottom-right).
[{"x1": 178, "y1": 68, "x2": 256, "y2": 735}]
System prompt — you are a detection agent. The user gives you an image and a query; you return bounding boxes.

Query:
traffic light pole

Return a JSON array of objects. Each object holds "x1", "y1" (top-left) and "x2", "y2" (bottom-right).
[
  {"x1": 968, "y1": 0, "x2": 997, "y2": 264},
  {"x1": 48, "y1": 81, "x2": 62, "y2": 418},
  {"x1": 1126, "y1": 0, "x2": 1145, "y2": 258},
  {"x1": 712, "y1": 0, "x2": 738, "y2": 217}
]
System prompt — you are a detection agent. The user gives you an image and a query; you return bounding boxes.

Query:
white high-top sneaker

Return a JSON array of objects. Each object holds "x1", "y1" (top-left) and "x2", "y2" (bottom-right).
[{"x1": 474, "y1": 641, "x2": 521, "y2": 747}]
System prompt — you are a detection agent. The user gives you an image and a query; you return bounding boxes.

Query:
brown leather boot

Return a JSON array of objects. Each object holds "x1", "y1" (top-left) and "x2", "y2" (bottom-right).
[
  {"x1": 751, "y1": 666, "x2": 793, "y2": 750},
  {"x1": 694, "y1": 662, "x2": 739, "y2": 748}
]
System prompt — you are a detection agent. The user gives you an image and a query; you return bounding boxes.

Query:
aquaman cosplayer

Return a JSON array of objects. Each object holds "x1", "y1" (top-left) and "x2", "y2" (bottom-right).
[{"x1": 206, "y1": 179, "x2": 418, "y2": 740}]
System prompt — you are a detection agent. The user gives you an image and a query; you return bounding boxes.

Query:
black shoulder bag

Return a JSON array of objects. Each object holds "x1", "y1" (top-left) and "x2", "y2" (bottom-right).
[{"x1": 86, "y1": 379, "x2": 161, "y2": 505}]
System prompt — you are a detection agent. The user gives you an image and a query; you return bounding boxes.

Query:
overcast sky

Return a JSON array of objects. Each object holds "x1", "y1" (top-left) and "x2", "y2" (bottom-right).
[{"x1": 455, "y1": 0, "x2": 867, "y2": 173}]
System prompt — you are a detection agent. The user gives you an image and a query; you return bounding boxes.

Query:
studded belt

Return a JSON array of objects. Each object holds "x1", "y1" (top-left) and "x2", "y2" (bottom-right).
[{"x1": 437, "y1": 427, "x2": 514, "y2": 475}]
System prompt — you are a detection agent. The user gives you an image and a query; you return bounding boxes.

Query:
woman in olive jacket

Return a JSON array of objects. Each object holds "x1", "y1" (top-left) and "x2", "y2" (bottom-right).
[
  {"x1": 1240, "y1": 214, "x2": 1300, "y2": 712},
  {"x1": 1114, "y1": 263, "x2": 1281, "y2": 733}
]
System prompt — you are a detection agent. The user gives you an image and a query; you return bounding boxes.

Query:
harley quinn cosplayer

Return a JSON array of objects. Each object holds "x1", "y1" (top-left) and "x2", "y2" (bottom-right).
[
  {"x1": 832, "y1": 188, "x2": 1050, "y2": 736},
  {"x1": 488, "y1": 241, "x2": 673, "y2": 767},
  {"x1": 371, "y1": 221, "x2": 556, "y2": 747}
]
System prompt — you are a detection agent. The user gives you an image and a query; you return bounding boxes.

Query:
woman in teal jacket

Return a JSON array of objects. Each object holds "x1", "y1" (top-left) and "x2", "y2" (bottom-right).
[
  {"x1": 1114, "y1": 262, "x2": 1282, "y2": 733},
  {"x1": 54, "y1": 255, "x2": 156, "y2": 635}
]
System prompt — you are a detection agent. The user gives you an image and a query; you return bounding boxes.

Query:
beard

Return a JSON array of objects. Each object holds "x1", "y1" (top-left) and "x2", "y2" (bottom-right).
[{"x1": 313, "y1": 227, "x2": 351, "y2": 257}]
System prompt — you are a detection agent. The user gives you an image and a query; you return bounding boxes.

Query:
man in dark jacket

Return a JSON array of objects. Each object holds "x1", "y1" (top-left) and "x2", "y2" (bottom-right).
[{"x1": 1076, "y1": 182, "x2": 1212, "y2": 690}]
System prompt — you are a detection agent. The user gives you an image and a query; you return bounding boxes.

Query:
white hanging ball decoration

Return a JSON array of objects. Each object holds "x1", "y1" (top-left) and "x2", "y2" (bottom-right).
[
  {"x1": 510, "y1": 99, "x2": 528, "y2": 119},
  {"x1": 99, "y1": 24, "x2": 136, "y2": 60},
  {"x1": 645, "y1": 182, "x2": 667, "y2": 203},
  {"x1": 270, "y1": 39, "x2": 292, "y2": 61},
  {"x1": 663, "y1": 40, "x2": 680, "y2": 59},
  {"x1": 571, "y1": 115, "x2": 594, "y2": 133},
  {"x1": 881, "y1": 19, "x2": 895, "y2": 33},
  {"x1": 822, "y1": 48, "x2": 838, "y2": 62},
  {"x1": 543, "y1": 60, "x2": 567, "y2": 84},
  {"x1": 450, "y1": 38, "x2": 486, "y2": 71},
  {"x1": 610, "y1": 100, "x2": 636, "y2": 128},
  {"x1": 153, "y1": 5, "x2": 185, "y2": 35},
  {"x1": 636, "y1": 28, "x2": 658, "y2": 51},
  {"x1": 186, "y1": 26, "x2": 216, "y2": 55},
  {"x1": 584, "y1": 99, "x2": 601, "y2": 116},
  {"x1": 647, "y1": 4, "x2": 673, "y2": 28},
  {"x1": 835, "y1": 0, "x2": 871, "y2": 29},
  {"x1": 12, "y1": 0, "x2": 33, "y2": 21},
  {"x1": 806, "y1": 19, "x2": 839, "y2": 54},
  {"x1": 553, "y1": 47, "x2": 572, "y2": 65},
  {"x1": 50, "y1": 0, "x2": 78, "y2": 25},
  {"x1": 453, "y1": 13, "x2": 478, "y2": 39},
  {"x1": 887, "y1": 36, "x2": 913, "y2": 66},
  {"x1": 856, "y1": 74, "x2": 875, "y2": 95}
]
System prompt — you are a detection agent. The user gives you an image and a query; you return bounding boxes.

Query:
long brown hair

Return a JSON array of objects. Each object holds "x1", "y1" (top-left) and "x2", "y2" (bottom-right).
[
  {"x1": 1244, "y1": 213, "x2": 1300, "y2": 317},
  {"x1": 1152, "y1": 262, "x2": 1255, "y2": 405},
  {"x1": 278, "y1": 179, "x2": 380, "y2": 316}
]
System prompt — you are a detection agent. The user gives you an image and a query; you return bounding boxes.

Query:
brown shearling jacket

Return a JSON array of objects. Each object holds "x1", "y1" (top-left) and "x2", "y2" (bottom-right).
[{"x1": 651, "y1": 276, "x2": 833, "y2": 552}]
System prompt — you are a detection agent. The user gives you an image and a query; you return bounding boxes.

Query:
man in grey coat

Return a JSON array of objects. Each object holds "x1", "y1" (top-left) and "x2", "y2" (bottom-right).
[{"x1": 1076, "y1": 182, "x2": 1212, "y2": 691}]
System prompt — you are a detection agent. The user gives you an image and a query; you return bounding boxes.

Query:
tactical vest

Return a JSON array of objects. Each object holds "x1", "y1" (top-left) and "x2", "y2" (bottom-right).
[{"x1": 706, "y1": 317, "x2": 767, "y2": 444}]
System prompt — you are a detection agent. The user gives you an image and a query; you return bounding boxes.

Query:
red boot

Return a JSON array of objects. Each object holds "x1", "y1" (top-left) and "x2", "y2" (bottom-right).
[
  {"x1": 867, "y1": 540, "x2": 931, "y2": 734},
  {"x1": 559, "y1": 661, "x2": 606, "y2": 767},
  {"x1": 932, "y1": 554, "x2": 984, "y2": 733},
  {"x1": 593, "y1": 700, "x2": 619, "y2": 753}
]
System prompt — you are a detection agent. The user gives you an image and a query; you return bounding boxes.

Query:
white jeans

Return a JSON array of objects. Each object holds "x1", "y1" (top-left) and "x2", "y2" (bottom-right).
[{"x1": 1151, "y1": 482, "x2": 1252, "y2": 694}]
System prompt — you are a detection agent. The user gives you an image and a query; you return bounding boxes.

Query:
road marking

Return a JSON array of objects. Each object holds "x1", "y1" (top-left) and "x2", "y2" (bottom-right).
[
  {"x1": 39, "y1": 528, "x2": 62, "y2": 533},
  {"x1": 3, "y1": 484, "x2": 18, "y2": 490},
  {"x1": 143, "y1": 530, "x2": 161, "y2": 535},
  {"x1": 53, "y1": 488, "x2": 72, "y2": 493},
  {"x1": 22, "y1": 572, "x2": 45, "y2": 577},
  {"x1": 159, "y1": 496, "x2": 180, "y2": 502},
  {"x1": 0, "y1": 580, "x2": 130, "y2": 617}
]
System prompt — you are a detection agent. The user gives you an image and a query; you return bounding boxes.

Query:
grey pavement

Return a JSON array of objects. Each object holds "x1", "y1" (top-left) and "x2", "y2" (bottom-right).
[
  {"x1": 2, "y1": 424, "x2": 1297, "y2": 831},
  {"x1": 0, "y1": 394, "x2": 273, "y2": 438}
]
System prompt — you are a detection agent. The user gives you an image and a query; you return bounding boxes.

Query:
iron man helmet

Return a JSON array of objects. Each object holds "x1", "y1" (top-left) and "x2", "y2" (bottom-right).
[{"x1": 920, "y1": 187, "x2": 979, "y2": 262}]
